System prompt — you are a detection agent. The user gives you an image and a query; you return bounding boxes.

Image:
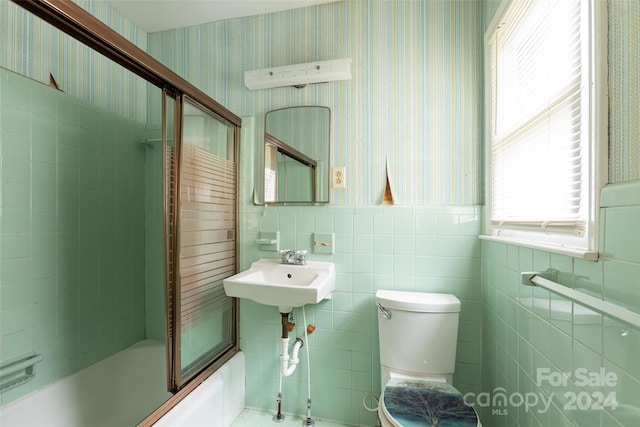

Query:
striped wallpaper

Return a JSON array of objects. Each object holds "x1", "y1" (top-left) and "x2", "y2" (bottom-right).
[
  {"x1": 6, "y1": 0, "x2": 636, "y2": 190},
  {"x1": 0, "y1": 0, "x2": 148, "y2": 122},
  {"x1": 2, "y1": 0, "x2": 637, "y2": 193},
  {"x1": 149, "y1": 0, "x2": 484, "y2": 206},
  {"x1": 609, "y1": 0, "x2": 640, "y2": 183}
]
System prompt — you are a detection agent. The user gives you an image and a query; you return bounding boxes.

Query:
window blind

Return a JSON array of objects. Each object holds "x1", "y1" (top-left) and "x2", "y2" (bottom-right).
[{"x1": 489, "y1": 0, "x2": 588, "y2": 236}]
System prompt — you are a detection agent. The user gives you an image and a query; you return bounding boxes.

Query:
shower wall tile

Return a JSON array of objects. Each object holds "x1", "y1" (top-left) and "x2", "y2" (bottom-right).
[
  {"x1": 0, "y1": 0, "x2": 148, "y2": 123},
  {"x1": 0, "y1": 68, "x2": 147, "y2": 406}
]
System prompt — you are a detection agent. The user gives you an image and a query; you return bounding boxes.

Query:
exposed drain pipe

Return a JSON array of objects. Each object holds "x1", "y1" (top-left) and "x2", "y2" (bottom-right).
[
  {"x1": 279, "y1": 312, "x2": 303, "y2": 378},
  {"x1": 281, "y1": 337, "x2": 304, "y2": 377},
  {"x1": 274, "y1": 311, "x2": 304, "y2": 422}
]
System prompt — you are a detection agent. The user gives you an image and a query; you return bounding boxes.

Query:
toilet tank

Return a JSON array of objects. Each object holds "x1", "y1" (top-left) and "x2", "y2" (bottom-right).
[{"x1": 376, "y1": 290, "x2": 461, "y2": 379}]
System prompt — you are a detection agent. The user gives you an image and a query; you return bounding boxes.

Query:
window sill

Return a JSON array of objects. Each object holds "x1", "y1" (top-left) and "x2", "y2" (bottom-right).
[{"x1": 478, "y1": 235, "x2": 599, "y2": 261}]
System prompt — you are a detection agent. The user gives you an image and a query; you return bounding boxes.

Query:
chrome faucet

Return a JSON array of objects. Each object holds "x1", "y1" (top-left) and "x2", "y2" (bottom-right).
[
  {"x1": 280, "y1": 249, "x2": 295, "y2": 264},
  {"x1": 280, "y1": 249, "x2": 307, "y2": 265}
]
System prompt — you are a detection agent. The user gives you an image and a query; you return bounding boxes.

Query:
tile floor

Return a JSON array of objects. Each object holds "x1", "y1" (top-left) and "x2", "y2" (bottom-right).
[{"x1": 231, "y1": 408, "x2": 353, "y2": 427}]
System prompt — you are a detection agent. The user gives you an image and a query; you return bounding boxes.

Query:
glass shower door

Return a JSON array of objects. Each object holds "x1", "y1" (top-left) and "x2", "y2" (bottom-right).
[{"x1": 166, "y1": 95, "x2": 238, "y2": 391}]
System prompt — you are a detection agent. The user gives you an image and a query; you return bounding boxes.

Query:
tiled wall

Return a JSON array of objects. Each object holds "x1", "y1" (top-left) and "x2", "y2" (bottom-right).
[
  {"x1": 150, "y1": 1, "x2": 484, "y2": 425},
  {"x1": 237, "y1": 119, "x2": 480, "y2": 424},
  {"x1": 0, "y1": 0, "x2": 148, "y2": 122},
  {"x1": 143, "y1": 124, "x2": 165, "y2": 341},
  {"x1": 481, "y1": 1, "x2": 640, "y2": 425},
  {"x1": 481, "y1": 182, "x2": 640, "y2": 427},
  {"x1": 2, "y1": 2, "x2": 634, "y2": 427},
  {"x1": 239, "y1": 205, "x2": 482, "y2": 425},
  {"x1": 0, "y1": 67, "x2": 147, "y2": 405},
  {"x1": 237, "y1": 120, "x2": 482, "y2": 425},
  {"x1": 0, "y1": 0, "x2": 169, "y2": 406}
]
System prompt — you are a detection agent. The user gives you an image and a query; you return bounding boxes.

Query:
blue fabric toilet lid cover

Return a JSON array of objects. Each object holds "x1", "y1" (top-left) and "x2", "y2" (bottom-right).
[{"x1": 382, "y1": 378, "x2": 478, "y2": 427}]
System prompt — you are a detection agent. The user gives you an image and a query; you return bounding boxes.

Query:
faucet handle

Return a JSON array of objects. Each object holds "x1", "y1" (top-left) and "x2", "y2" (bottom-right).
[
  {"x1": 295, "y1": 250, "x2": 308, "y2": 264},
  {"x1": 280, "y1": 249, "x2": 292, "y2": 260}
]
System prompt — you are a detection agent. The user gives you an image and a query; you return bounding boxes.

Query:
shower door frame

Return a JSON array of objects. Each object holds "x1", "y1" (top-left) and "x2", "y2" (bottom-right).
[
  {"x1": 11, "y1": 0, "x2": 241, "y2": 425},
  {"x1": 167, "y1": 92, "x2": 240, "y2": 392}
]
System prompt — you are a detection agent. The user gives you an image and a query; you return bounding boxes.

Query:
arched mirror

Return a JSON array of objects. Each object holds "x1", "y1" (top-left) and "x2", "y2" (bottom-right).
[{"x1": 260, "y1": 106, "x2": 330, "y2": 204}]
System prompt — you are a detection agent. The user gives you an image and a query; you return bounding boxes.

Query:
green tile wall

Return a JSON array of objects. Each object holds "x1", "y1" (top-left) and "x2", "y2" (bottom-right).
[
  {"x1": 481, "y1": 188, "x2": 640, "y2": 426},
  {"x1": 5, "y1": 0, "x2": 626, "y2": 425},
  {"x1": 143, "y1": 124, "x2": 165, "y2": 341},
  {"x1": 0, "y1": 0, "x2": 148, "y2": 123},
  {"x1": 150, "y1": 1, "x2": 484, "y2": 425},
  {"x1": 239, "y1": 204, "x2": 482, "y2": 426},
  {"x1": 0, "y1": 68, "x2": 147, "y2": 405},
  {"x1": 481, "y1": 2, "x2": 640, "y2": 424}
]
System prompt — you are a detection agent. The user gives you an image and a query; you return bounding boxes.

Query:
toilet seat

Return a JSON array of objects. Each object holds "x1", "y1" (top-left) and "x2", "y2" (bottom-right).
[{"x1": 380, "y1": 378, "x2": 479, "y2": 427}]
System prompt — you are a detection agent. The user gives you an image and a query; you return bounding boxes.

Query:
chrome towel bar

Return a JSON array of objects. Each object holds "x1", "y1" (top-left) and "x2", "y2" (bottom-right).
[{"x1": 521, "y1": 268, "x2": 640, "y2": 330}]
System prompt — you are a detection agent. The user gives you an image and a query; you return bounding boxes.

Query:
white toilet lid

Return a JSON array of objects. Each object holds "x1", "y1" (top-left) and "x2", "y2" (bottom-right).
[{"x1": 381, "y1": 378, "x2": 478, "y2": 427}]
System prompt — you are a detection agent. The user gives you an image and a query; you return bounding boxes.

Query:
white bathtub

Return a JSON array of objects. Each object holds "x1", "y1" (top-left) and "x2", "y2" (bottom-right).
[
  {"x1": 0, "y1": 340, "x2": 172, "y2": 427},
  {"x1": 154, "y1": 350, "x2": 245, "y2": 427}
]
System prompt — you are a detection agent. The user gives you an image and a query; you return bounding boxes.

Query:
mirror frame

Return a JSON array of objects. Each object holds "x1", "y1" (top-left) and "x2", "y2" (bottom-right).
[
  {"x1": 256, "y1": 106, "x2": 331, "y2": 205},
  {"x1": 264, "y1": 133, "x2": 318, "y2": 203}
]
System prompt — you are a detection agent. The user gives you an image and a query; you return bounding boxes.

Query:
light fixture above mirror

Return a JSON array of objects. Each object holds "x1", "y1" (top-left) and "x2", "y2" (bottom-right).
[{"x1": 244, "y1": 58, "x2": 351, "y2": 90}]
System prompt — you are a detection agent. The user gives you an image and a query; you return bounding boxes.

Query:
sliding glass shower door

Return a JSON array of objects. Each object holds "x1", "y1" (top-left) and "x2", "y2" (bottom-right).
[
  {"x1": 6, "y1": 0, "x2": 241, "y2": 422},
  {"x1": 165, "y1": 95, "x2": 239, "y2": 391}
]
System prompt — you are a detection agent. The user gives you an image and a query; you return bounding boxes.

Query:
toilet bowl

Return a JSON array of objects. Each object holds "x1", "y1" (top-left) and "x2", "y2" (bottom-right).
[{"x1": 376, "y1": 290, "x2": 481, "y2": 427}]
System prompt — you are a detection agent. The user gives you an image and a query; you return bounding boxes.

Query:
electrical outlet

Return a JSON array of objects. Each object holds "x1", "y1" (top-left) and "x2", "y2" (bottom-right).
[{"x1": 331, "y1": 166, "x2": 346, "y2": 189}]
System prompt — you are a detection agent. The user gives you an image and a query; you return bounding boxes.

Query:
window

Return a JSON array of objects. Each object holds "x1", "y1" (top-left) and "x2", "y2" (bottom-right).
[{"x1": 485, "y1": 0, "x2": 607, "y2": 259}]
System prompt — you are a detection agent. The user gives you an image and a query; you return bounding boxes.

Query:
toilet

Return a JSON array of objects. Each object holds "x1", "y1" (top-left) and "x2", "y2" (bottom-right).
[{"x1": 376, "y1": 290, "x2": 481, "y2": 427}]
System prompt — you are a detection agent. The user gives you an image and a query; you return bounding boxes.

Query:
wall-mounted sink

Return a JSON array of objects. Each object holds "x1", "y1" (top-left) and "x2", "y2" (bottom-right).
[{"x1": 223, "y1": 259, "x2": 335, "y2": 313}]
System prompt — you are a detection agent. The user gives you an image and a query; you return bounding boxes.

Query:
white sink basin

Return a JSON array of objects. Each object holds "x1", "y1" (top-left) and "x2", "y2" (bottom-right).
[{"x1": 223, "y1": 259, "x2": 335, "y2": 312}]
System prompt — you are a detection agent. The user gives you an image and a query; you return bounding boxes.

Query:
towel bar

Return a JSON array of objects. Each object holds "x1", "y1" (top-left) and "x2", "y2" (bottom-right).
[{"x1": 522, "y1": 269, "x2": 640, "y2": 330}]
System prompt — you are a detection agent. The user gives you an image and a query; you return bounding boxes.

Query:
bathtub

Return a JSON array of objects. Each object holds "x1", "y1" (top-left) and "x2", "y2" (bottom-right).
[
  {"x1": 154, "y1": 350, "x2": 245, "y2": 427},
  {"x1": 0, "y1": 340, "x2": 172, "y2": 427}
]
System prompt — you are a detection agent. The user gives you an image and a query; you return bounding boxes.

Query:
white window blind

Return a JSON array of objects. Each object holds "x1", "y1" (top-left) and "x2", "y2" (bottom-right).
[{"x1": 487, "y1": 0, "x2": 598, "y2": 251}]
